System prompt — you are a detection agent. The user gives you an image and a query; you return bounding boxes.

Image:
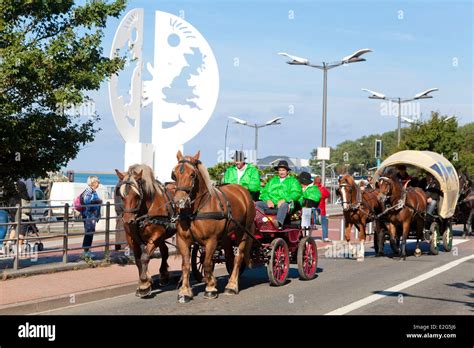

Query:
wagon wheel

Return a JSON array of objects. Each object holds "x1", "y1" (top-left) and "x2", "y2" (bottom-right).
[
  {"x1": 267, "y1": 238, "x2": 289, "y2": 286},
  {"x1": 297, "y1": 236, "x2": 317, "y2": 280},
  {"x1": 442, "y1": 222, "x2": 453, "y2": 252},
  {"x1": 190, "y1": 244, "x2": 215, "y2": 283},
  {"x1": 225, "y1": 241, "x2": 246, "y2": 277},
  {"x1": 429, "y1": 222, "x2": 439, "y2": 255}
]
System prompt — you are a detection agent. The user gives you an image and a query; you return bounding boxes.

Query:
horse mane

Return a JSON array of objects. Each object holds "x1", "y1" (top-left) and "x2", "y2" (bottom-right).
[
  {"x1": 195, "y1": 160, "x2": 216, "y2": 197},
  {"x1": 126, "y1": 164, "x2": 160, "y2": 197}
]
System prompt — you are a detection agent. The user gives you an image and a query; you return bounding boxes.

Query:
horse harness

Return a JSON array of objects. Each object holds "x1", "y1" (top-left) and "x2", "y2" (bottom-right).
[
  {"x1": 121, "y1": 177, "x2": 178, "y2": 231},
  {"x1": 174, "y1": 159, "x2": 258, "y2": 244},
  {"x1": 376, "y1": 178, "x2": 424, "y2": 219},
  {"x1": 339, "y1": 182, "x2": 377, "y2": 220}
]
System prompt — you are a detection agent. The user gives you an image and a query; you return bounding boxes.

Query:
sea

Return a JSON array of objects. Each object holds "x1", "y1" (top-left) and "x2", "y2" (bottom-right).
[{"x1": 72, "y1": 173, "x2": 119, "y2": 186}]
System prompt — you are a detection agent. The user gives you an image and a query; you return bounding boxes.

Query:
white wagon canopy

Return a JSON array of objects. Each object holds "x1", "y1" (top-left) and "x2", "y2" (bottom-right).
[{"x1": 374, "y1": 150, "x2": 459, "y2": 219}]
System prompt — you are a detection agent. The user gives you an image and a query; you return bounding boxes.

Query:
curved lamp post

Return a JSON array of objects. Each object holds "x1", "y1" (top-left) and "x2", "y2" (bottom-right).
[{"x1": 279, "y1": 48, "x2": 372, "y2": 185}]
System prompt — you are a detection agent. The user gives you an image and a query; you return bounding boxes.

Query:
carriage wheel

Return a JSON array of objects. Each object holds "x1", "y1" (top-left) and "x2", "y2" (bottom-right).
[
  {"x1": 429, "y1": 222, "x2": 439, "y2": 255},
  {"x1": 225, "y1": 242, "x2": 246, "y2": 277},
  {"x1": 297, "y1": 236, "x2": 317, "y2": 280},
  {"x1": 267, "y1": 238, "x2": 289, "y2": 286},
  {"x1": 442, "y1": 222, "x2": 453, "y2": 252},
  {"x1": 191, "y1": 244, "x2": 215, "y2": 283}
]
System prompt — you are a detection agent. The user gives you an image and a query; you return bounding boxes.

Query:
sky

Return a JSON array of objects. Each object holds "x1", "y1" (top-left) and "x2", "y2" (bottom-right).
[{"x1": 67, "y1": 0, "x2": 473, "y2": 172}]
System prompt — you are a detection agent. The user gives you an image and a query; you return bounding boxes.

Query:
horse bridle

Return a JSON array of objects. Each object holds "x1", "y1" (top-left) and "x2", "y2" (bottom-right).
[
  {"x1": 172, "y1": 159, "x2": 203, "y2": 208},
  {"x1": 120, "y1": 177, "x2": 145, "y2": 215},
  {"x1": 377, "y1": 177, "x2": 393, "y2": 202},
  {"x1": 339, "y1": 181, "x2": 363, "y2": 212}
]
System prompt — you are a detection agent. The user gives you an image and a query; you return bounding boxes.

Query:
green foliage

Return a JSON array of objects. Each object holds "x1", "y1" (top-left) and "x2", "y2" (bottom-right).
[
  {"x1": 207, "y1": 162, "x2": 233, "y2": 183},
  {"x1": 310, "y1": 130, "x2": 401, "y2": 175},
  {"x1": 310, "y1": 111, "x2": 472, "y2": 177},
  {"x1": 400, "y1": 112, "x2": 461, "y2": 163},
  {"x1": 455, "y1": 123, "x2": 473, "y2": 176},
  {"x1": 0, "y1": 0, "x2": 127, "y2": 197}
]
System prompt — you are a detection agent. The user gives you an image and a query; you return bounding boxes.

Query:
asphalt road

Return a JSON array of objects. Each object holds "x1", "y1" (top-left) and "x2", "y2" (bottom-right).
[{"x1": 39, "y1": 227, "x2": 473, "y2": 316}]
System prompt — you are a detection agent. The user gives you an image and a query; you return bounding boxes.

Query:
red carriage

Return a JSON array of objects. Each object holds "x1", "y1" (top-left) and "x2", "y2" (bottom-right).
[{"x1": 191, "y1": 204, "x2": 319, "y2": 286}]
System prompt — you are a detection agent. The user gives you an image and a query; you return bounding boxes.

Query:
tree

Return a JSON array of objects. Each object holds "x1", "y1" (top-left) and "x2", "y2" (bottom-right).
[
  {"x1": 309, "y1": 111, "x2": 472, "y2": 176},
  {"x1": 0, "y1": 0, "x2": 127, "y2": 198},
  {"x1": 310, "y1": 130, "x2": 400, "y2": 175},
  {"x1": 456, "y1": 123, "x2": 474, "y2": 176},
  {"x1": 400, "y1": 112, "x2": 461, "y2": 164},
  {"x1": 207, "y1": 162, "x2": 233, "y2": 183}
]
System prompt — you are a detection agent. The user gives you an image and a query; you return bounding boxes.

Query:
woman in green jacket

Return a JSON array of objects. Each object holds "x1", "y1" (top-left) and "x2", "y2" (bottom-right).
[
  {"x1": 256, "y1": 160, "x2": 302, "y2": 229},
  {"x1": 223, "y1": 151, "x2": 261, "y2": 200}
]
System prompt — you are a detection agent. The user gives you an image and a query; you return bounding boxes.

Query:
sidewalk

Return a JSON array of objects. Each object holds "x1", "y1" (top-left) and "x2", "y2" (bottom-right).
[{"x1": 0, "y1": 216, "x2": 367, "y2": 314}]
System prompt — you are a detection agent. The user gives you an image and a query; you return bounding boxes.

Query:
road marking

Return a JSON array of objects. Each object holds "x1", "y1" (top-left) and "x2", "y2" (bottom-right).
[{"x1": 325, "y1": 253, "x2": 474, "y2": 315}]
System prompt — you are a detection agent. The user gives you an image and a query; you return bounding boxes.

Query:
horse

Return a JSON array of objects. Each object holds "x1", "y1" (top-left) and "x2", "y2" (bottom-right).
[
  {"x1": 376, "y1": 174, "x2": 427, "y2": 260},
  {"x1": 115, "y1": 164, "x2": 177, "y2": 297},
  {"x1": 172, "y1": 150, "x2": 256, "y2": 303},
  {"x1": 454, "y1": 172, "x2": 474, "y2": 237},
  {"x1": 337, "y1": 174, "x2": 384, "y2": 260}
]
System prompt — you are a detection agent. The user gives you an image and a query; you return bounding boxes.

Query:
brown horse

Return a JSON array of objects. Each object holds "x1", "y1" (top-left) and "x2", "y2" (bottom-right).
[
  {"x1": 377, "y1": 174, "x2": 427, "y2": 260},
  {"x1": 338, "y1": 174, "x2": 384, "y2": 260},
  {"x1": 172, "y1": 151, "x2": 255, "y2": 303},
  {"x1": 115, "y1": 164, "x2": 176, "y2": 297},
  {"x1": 454, "y1": 172, "x2": 474, "y2": 237}
]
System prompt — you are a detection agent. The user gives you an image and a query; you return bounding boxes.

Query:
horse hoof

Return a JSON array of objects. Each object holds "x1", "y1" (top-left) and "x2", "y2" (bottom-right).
[
  {"x1": 357, "y1": 257, "x2": 364, "y2": 262},
  {"x1": 224, "y1": 288, "x2": 238, "y2": 296},
  {"x1": 375, "y1": 252, "x2": 385, "y2": 257},
  {"x1": 204, "y1": 290, "x2": 219, "y2": 299},
  {"x1": 136, "y1": 286, "x2": 152, "y2": 298},
  {"x1": 177, "y1": 294, "x2": 193, "y2": 303},
  {"x1": 414, "y1": 249, "x2": 422, "y2": 257}
]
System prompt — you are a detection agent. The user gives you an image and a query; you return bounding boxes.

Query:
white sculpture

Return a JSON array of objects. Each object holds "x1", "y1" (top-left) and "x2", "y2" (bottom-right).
[{"x1": 109, "y1": 9, "x2": 219, "y2": 181}]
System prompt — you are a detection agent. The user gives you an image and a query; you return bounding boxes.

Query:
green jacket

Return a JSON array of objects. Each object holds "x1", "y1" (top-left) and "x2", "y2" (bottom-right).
[
  {"x1": 299, "y1": 184, "x2": 322, "y2": 206},
  {"x1": 260, "y1": 175, "x2": 302, "y2": 204},
  {"x1": 223, "y1": 164, "x2": 261, "y2": 192}
]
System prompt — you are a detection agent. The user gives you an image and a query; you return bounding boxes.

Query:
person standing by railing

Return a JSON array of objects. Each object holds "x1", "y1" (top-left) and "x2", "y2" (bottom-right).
[
  {"x1": 81, "y1": 176, "x2": 102, "y2": 259},
  {"x1": 314, "y1": 175, "x2": 330, "y2": 242},
  {"x1": 113, "y1": 182, "x2": 126, "y2": 251}
]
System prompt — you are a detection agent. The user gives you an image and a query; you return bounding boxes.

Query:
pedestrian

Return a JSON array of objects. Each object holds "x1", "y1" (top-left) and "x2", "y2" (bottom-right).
[
  {"x1": 257, "y1": 160, "x2": 302, "y2": 229},
  {"x1": 113, "y1": 182, "x2": 126, "y2": 251},
  {"x1": 7, "y1": 180, "x2": 32, "y2": 252},
  {"x1": 425, "y1": 172, "x2": 442, "y2": 217},
  {"x1": 314, "y1": 175, "x2": 331, "y2": 242},
  {"x1": 223, "y1": 150, "x2": 261, "y2": 200},
  {"x1": 81, "y1": 176, "x2": 102, "y2": 259}
]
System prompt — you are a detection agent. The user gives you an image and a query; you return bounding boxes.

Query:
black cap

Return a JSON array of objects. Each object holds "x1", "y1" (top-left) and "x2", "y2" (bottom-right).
[{"x1": 297, "y1": 172, "x2": 312, "y2": 185}]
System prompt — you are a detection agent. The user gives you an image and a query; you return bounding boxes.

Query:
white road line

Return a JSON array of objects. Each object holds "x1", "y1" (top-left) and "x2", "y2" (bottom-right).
[{"x1": 325, "y1": 253, "x2": 474, "y2": 315}]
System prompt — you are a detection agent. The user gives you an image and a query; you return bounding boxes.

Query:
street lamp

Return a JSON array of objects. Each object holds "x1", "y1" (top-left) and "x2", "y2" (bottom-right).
[
  {"x1": 279, "y1": 48, "x2": 372, "y2": 186},
  {"x1": 362, "y1": 87, "x2": 438, "y2": 146},
  {"x1": 228, "y1": 116, "x2": 283, "y2": 165},
  {"x1": 224, "y1": 118, "x2": 230, "y2": 162}
]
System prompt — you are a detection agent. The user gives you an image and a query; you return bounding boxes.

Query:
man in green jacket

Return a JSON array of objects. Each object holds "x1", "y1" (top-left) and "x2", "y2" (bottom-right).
[
  {"x1": 257, "y1": 160, "x2": 302, "y2": 229},
  {"x1": 224, "y1": 151, "x2": 261, "y2": 200},
  {"x1": 297, "y1": 171, "x2": 321, "y2": 208}
]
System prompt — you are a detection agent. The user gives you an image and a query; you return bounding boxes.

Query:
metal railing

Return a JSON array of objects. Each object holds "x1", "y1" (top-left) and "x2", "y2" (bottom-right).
[{"x1": 0, "y1": 201, "x2": 126, "y2": 271}]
